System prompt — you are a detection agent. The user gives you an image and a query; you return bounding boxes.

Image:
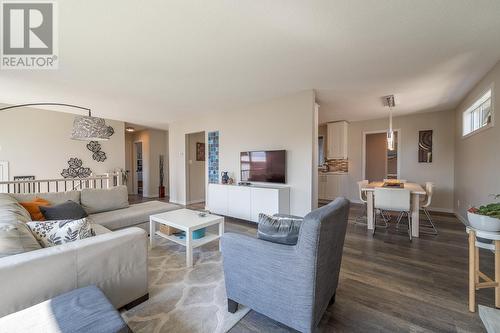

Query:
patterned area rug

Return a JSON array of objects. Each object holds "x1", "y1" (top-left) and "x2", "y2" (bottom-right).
[{"x1": 122, "y1": 237, "x2": 250, "y2": 333}]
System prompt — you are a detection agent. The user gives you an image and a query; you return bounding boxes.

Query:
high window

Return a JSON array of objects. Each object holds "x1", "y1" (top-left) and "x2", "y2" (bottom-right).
[{"x1": 463, "y1": 89, "x2": 493, "y2": 137}]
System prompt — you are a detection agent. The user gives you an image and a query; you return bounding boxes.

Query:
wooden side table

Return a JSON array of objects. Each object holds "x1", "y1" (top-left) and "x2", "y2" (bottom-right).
[{"x1": 466, "y1": 227, "x2": 500, "y2": 312}]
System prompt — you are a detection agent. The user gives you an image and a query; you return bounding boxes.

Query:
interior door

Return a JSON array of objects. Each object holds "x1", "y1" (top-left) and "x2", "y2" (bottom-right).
[{"x1": 365, "y1": 133, "x2": 387, "y2": 182}]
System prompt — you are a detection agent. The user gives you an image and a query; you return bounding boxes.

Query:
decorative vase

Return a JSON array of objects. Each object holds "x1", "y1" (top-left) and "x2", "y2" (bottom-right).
[
  {"x1": 467, "y1": 211, "x2": 500, "y2": 232},
  {"x1": 221, "y1": 171, "x2": 229, "y2": 184}
]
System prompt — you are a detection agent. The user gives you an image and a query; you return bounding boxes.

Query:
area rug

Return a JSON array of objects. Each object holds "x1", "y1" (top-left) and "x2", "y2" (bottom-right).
[{"x1": 122, "y1": 238, "x2": 250, "y2": 333}]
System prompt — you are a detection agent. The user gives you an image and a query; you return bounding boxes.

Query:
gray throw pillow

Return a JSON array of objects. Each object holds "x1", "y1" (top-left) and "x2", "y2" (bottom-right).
[
  {"x1": 40, "y1": 200, "x2": 88, "y2": 220},
  {"x1": 257, "y1": 213, "x2": 303, "y2": 245}
]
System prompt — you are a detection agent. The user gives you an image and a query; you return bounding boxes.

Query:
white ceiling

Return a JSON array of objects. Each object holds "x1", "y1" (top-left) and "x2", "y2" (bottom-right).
[{"x1": 1, "y1": 0, "x2": 500, "y2": 128}]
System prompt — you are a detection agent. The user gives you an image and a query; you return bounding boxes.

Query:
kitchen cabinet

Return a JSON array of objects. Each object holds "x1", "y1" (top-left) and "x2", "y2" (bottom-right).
[
  {"x1": 319, "y1": 173, "x2": 348, "y2": 201},
  {"x1": 318, "y1": 174, "x2": 327, "y2": 199},
  {"x1": 327, "y1": 121, "x2": 348, "y2": 159}
]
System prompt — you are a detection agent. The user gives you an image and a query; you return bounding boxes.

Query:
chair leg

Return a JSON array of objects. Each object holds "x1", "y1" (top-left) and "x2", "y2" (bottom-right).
[
  {"x1": 396, "y1": 211, "x2": 408, "y2": 230},
  {"x1": 396, "y1": 212, "x2": 404, "y2": 225},
  {"x1": 381, "y1": 210, "x2": 391, "y2": 223},
  {"x1": 228, "y1": 298, "x2": 238, "y2": 313},
  {"x1": 408, "y1": 213, "x2": 412, "y2": 242},
  {"x1": 375, "y1": 209, "x2": 389, "y2": 229},
  {"x1": 355, "y1": 203, "x2": 367, "y2": 224},
  {"x1": 329, "y1": 292, "x2": 336, "y2": 306},
  {"x1": 420, "y1": 207, "x2": 438, "y2": 235},
  {"x1": 372, "y1": 208, "x2": 376, "y2": 236}
]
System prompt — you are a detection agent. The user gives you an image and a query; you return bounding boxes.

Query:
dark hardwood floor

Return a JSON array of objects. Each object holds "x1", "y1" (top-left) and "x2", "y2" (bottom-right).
[{"x1": 129, "y1": 195, "x2": 490, "y2": 332}]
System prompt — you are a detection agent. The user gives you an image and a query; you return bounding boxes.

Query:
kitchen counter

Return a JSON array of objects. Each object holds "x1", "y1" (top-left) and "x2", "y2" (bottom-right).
[{"x1": 319, "y1": 171, "x2": 348, "y2": 175}]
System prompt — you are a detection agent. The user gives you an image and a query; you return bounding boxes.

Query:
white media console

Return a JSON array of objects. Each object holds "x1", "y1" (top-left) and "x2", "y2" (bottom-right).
[{"x1": 207, "y1": 183, "x2": 290, "y2": 222}]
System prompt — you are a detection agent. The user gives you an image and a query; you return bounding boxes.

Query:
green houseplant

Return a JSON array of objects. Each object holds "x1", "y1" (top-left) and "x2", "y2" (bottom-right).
[{"x1": 468, "y1": 194, "x2": 500, "y2": 231}]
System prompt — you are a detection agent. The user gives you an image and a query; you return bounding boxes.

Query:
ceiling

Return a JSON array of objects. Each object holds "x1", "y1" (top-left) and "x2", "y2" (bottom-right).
[{"x1": 1, "y1": 0, "x2": 500, "y2": 128}]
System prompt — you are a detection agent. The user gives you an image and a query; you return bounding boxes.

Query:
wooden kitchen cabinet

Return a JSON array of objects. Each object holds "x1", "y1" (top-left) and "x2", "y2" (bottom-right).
[
  {"x1": 327, "y1": 121, "x2": 348, "y2": 159},
  {"x1": 319, "y1": 173, "x2": 348, "y2": 201}
]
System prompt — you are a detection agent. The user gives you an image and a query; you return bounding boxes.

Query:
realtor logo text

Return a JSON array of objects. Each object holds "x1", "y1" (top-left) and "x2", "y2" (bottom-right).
[{"x1": 1, "y1": 1, "x2": 58, "y2": 69}]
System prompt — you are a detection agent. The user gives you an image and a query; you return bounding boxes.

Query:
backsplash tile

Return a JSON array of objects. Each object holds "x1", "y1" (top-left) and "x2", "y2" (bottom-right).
[{"x1": 325, "y1": 159, "x2": 348, "y2": 173}]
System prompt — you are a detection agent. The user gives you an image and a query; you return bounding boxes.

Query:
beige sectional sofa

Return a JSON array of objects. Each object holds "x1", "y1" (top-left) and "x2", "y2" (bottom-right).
[{"x1": 0, "y1": 186, "x2": 180, "y2": 318}]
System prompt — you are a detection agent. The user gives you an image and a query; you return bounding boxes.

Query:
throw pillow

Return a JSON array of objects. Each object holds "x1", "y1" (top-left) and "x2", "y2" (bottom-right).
[
  {"x1": 19, "y1": 198, "x2": 51, "y2": 221},
  {"x1": 39, "y1": 200, "x2": 88, "y2": 220},
  {"x1": 257, "y1": 213, "x2": 303, "y2": 245},
  {"x1": 27, "y1": 218, "x2": 94, "y2": 247}
]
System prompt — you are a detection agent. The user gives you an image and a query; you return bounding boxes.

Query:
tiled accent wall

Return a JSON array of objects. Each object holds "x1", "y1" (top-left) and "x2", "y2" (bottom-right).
[
  {"x1": 208, "y1": 131, "x2": 220, "y2": 183},
  {"x1": 326, "y1": 159, "x2": 348, "y2": 172}
]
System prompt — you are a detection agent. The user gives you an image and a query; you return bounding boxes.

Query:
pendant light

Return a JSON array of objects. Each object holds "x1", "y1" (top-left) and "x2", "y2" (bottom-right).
[
  {"x1": 0, "y1": 103, "x2": 111, "y2": 141},
  {"x1": 71, "y1": 110, "x2": 113, "y2": 141},
  {"x1": 383, "y1": 95, "x2": 396, "y2": 151}
]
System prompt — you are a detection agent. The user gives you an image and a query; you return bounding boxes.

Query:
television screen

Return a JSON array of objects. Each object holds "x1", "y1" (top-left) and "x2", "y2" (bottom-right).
[{"x1": 240, "y1": 150, "x2": 286, "y2": 183}]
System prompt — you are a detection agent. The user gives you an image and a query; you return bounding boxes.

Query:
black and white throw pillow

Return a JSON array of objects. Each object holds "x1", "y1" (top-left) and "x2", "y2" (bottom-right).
[{"x1": 27, "y1": 218, "x2": 94, "y2": 247}]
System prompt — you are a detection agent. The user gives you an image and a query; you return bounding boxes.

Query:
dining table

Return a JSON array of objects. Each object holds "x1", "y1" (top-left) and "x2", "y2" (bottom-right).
[{"x1": 361, "y1": 181, "x2": 427, "y2": 237}]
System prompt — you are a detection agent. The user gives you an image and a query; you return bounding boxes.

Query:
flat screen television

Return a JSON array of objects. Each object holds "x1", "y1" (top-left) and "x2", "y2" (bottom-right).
[{"x1": 240, "y1": 150, "x2": 286, "y2": 184}]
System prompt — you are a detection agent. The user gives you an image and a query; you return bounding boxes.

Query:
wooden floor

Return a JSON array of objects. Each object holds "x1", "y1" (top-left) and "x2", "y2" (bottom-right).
[{"x1": 129, "y1": 195, "x2": 491, "y2": 332}]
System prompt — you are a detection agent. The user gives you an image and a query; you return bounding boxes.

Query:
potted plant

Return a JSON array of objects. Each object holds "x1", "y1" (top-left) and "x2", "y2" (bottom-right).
[
  {"x1": 159, "y1": 155, "x2": 165, "y2": 198},
  {"x1": 468, "y1": 194, "x2": 500, "y2": 232}
]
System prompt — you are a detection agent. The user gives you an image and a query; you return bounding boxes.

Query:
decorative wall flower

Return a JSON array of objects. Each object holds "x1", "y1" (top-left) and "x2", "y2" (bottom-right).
[
  {"x1": 93, "y1": 151, "x2": 107, "y2": 162},
  {"x1": 86, "y1": 140, "x2": 107, "y2": 162},
  {"x1": 61, "y1": 158, "x2": 92, "y2": 178}
]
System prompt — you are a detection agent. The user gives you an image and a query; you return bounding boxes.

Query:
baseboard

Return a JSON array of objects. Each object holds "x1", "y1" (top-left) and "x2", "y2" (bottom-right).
[
  {"x1": 428, "y1": 207, "x2": 454, "y2": 214},
  {"x1": 455, "y1": 211, "x2": 468, "y2": 224},
  {"x1": 186, "y1": 199, "x2": 205, "y2": 205},
  {"x1": 169, "y1": 199, "x2": 186, "y2": 205}
]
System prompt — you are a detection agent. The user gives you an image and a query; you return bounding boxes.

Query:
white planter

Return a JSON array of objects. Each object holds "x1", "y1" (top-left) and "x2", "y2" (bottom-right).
[{"x1": 468, "y1": 211, "x2": 500, "y2": 232}]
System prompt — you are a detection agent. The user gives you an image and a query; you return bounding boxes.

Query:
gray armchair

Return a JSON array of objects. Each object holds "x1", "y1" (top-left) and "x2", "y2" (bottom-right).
[{"x1": 221, "y1": 197, "x2": 350, "y2": 333}]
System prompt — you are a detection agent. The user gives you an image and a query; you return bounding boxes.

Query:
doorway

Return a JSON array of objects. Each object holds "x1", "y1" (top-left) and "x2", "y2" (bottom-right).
[
  {"x1": 134, "y1": 142, "x2": 143, "y2": 196},
  {"x1": 185, "y1": 131, "x2": 206, "y2": 206},
  {"x1": 363, "y1": 130, "x2": 400, "y2": 182}
]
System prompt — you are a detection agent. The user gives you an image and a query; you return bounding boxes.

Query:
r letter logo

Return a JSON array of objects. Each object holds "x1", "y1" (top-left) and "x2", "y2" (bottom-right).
[{"x1": 1, "y1": 1, "x2": 58, "y2": 69}]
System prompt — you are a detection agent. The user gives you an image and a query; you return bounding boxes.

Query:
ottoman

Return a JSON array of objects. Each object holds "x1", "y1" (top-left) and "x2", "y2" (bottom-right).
[{"x1": 0, "y1": 285, "x2": 130, "y2": 333}]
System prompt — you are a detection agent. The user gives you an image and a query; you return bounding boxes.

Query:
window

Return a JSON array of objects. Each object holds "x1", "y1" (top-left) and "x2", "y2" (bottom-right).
[
  {"x1": 463, "y1": 89, "x2": 493, "y2": 137},
  {"x1": 318, "y1": 136, "x2": 325, "y2": 164}
]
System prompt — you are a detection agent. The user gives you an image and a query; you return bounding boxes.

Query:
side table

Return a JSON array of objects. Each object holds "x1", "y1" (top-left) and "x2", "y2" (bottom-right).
[{"x1": 466, "y1": 226, "x2": 500, "y2": 312}]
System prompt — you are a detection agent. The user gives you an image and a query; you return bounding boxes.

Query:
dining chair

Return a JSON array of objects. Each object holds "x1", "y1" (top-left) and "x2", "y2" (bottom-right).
[
  {"x1": 420, "y1": 182, "x2": 438, "y2": 235},
  {"x1": 356, "y1": 180, "x2": 369, "y2": 223},
  {"x1": 396, "y1": 182, "x2": 438, "y2": 236},
  {"x1": 379, "y1": 179, "x2": 407, "y2": 222},
  {"x1": 374, "y1": 188, "x2": 412, "y2": 240}
]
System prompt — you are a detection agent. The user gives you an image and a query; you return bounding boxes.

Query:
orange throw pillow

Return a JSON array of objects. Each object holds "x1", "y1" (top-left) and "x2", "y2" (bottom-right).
[{"x1": 20, "y1": 198, "x2": 51, "y2": 221}]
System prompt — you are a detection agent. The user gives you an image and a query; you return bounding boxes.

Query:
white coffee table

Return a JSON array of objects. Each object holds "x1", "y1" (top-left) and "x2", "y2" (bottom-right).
[{"x1": 149, "y1": 209, "x2": 224, "y2": 267}]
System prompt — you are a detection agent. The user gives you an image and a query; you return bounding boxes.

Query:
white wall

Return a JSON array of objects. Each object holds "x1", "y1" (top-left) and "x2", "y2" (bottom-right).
[
  {"x1": 169, "y1": 90, "x2": 316, "y2": 216},
  {"x1": 454, "y1": 60, "x2": 500, "y2": 221},
  {"x1": 345, "y1": 109, "x2": 455, "y2": 211},
  {"x1": 0, "y1": 107, "x2": 125, "y2": 180}
]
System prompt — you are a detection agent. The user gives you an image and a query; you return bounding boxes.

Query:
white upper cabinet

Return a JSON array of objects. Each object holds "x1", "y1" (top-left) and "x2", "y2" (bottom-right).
[{"x1": 327, "y1": 121, "x2": 348, "y2": 159}]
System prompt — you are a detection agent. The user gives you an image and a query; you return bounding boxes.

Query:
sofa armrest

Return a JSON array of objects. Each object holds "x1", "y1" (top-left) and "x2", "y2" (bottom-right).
[{"x1": 0, "y1": 227, "x2": 148, "y2": 317}]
